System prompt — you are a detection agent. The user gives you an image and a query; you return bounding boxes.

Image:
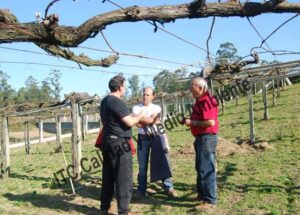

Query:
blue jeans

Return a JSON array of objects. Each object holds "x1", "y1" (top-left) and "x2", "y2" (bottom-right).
[
  {"x1": 194, "y1": 134, "x2": 218, "y2": 204},
  {"x1": 137, "y1": 134, "x2": 173, "y2": 194}
]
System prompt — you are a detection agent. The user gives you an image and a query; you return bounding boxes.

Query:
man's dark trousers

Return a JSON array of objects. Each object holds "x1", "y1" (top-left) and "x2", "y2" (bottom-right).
[{"x1": 100, "y1": 137, "x2": 133, "y2": 215}]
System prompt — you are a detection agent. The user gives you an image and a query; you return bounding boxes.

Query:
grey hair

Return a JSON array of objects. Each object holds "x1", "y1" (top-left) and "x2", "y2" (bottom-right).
[{"x1": 193, "y1": 77, "x2": 208, "y2": 91}]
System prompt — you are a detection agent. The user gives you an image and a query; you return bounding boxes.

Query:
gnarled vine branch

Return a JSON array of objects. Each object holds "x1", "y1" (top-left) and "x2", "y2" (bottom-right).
[{"x1": 1, "y1": 1, "x2": 299, "y2": 67}]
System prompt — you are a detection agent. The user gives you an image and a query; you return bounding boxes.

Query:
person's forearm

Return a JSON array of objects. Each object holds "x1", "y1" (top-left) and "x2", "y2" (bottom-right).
[
  {"x1": 191, "y1": 119, "x2": 215, "y2": 127},
  {"x1": 122, "y1": 114, "x2": 144, "y2": 127},
  {"x1": 139, "y1": 113, "x2": 160, "y2": 125},
  {"x1": 139, "y1": 117, "x2": 155, "y2": 125},
  {"x1": 128, "y1": 115, "x2": 144, "y2": 127}
]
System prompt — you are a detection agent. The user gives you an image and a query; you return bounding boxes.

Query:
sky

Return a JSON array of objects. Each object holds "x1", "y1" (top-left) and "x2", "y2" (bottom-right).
[{"x1": 0, "y1": 0, "x2": 299, "y2": 99}]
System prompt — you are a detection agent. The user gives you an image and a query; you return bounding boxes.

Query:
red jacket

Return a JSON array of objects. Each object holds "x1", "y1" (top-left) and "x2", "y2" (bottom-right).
[
  {"x1": 191, "y1": 91, "x2": 219, "y2": 136},
  {"x1": 95, "y1": 128, "x2": 136, "y2": 155}
]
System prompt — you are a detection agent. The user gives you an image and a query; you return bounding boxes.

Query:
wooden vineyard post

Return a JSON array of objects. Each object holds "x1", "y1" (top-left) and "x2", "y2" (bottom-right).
[
  {"x1": 172, "y1": 96, "x2": 176, "y2": 114},
  {"x1": 38, "y1": 119, "x2": 44, "y2": 144},
  {"x1": 175, "y1": 95, "x2": 181, "y2": 114},
  {"x1": 248, "y1": 90, "x2": 255, "y2": 144},
  {"x1": 56, "y1": 114, "x2": 62, "y2": 152},
  {"x1": 209, "y1": 78, "x2": 214, "y2": 95},
  {"x1": 98, "y1": 100, "x2": 102, "y2": 129},
  {"x1": 282, "y1": 78, "x2": 285, "y2": 89},
  {"x1": 262, "y1": 81, "x2": 269, "y2": 120},
  {"x1": 82, "y1": 114, "x2": 88, "y2": 141},
  {"x1": 160, "y1": 95, "x2": 167, "y2": 121},
  {"x1": 277, "y1": 78, "x2": 281, "y2": 97},
  {"x1": 272, "y1": 80, "x2": 276, "y2": 106},
  {"x1": 235, "y1": 95, "x2": 239, "y2": 106},
  {"x1": 221, "y1": 87, "x2": 225, "y2": 115},
  {"x1": 1, "y1": 115, "x2": 10, "y2": 177},
  {"x1": 71, "y1": 101, "x2": 82, "y2": 181},
  {"x1": 78, "y1": 105, "x2": 85, "y2": 141},
  {"x1": 181, "y1": 96, "x2": 186, "y2": 115},
  {"x1": 24, "y1": 122, "x2": 30, "y2": 155}
]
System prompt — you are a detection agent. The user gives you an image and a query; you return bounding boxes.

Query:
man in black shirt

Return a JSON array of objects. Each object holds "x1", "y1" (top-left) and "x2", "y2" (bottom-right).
[{"x1": 100, "y1": 75, "x2": 145, "y2": 215}]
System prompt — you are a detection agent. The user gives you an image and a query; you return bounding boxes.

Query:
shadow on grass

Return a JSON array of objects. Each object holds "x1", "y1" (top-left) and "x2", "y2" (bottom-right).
[
  {"x1": 130, "y1": 182, "x2": 196, "y2": 209},
  {"x1": 71, "y1": 180, "x2": 197, "y2": 210},
  {"x1": 10, "y1": 169, "x2": 103, "y2": 202},
  {"x1": 218, "y1": 162, "x2": 238, "y2": 188},
  {"x1": 268, "y1": 136, "x2": 300, "y2": 143},
  {"x1": 28, "y1": 150, "x2": 72, "y2": 155},
  {"x1": 74, "y1": 181, "x2": 196, "y2": 210},
  {"x1": 256, "y1": 115, "x2": 296, "y2": 122},
  {"x1": 9, "y1": 172, "x2": 52, "y2": 182},
  {"x1": 229, "y1": 121, "x2": 249, "y2": 127},
  {"x1": 3, "y1": 192, "x2": 100, "y2": 214},
  {"x1": 221, "y1": 182, "x2": 300, "y2": 210},
  {"x1": 72, "y1": 177, "x2": 102, "y2": 201},
  {"x1": 220, "y1": 121, "x2": 249, "y2": 127}
]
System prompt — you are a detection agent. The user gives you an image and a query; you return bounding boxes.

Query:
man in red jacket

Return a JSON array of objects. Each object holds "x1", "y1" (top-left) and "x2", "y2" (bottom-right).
[{"x1": 184, "y1": 77, "x2": 219, "y2": 210}]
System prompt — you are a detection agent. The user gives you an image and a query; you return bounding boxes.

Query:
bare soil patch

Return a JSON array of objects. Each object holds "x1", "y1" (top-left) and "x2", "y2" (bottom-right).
[{"x1": 175, "y1": 136, "x2": 255, "y2": 159}]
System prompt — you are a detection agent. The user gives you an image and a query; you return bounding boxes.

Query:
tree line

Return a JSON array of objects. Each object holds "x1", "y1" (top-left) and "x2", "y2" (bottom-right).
[
  {"x1": 126, "y1": 41, "x2": 300, "y2": 99},
  {"x1": 1, "y1": 42, "x2": 296, "y2": 106},
  {"x1": 0, "y1": 69, "x2": 62, "y2": 108},
  {"x1": 127, "y1": 42, "x2": 257, "y2": 98}
]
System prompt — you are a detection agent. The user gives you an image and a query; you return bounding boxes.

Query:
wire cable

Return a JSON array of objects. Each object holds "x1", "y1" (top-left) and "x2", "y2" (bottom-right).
[
  {"x1": 104, "y1": 0, "x2": 216, "y2": 57},
  {"x1": 0, "y1": 60, "x2": 155, "y2": 77}
]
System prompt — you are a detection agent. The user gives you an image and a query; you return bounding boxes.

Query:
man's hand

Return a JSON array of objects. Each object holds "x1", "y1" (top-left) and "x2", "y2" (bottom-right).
[
  {"x1": 164, "y1": 144, "x2": 170, "y2": 153},
  {"x1": 185, "y1": 119, "x2": 215, "y2": 127},
  {"x1": 185, "y1": 119, "x2": 191, "y2": 127},
  {"x1": 137, "y1": 122, "x2": 146, "y2": 127}
]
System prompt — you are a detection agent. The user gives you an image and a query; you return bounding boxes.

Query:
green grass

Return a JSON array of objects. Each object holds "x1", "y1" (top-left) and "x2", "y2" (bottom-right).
[{"x1": 0, "y1": 84, "x2": 299, "y2": 214}]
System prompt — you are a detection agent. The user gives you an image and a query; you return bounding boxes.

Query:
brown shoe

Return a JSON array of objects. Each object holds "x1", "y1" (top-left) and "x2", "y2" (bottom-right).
[
  {"x1": 166, "y1": 189, "x2": 178, "y2": 197},
  {"x1": 107, "y1": 206, "x2": 115, "y2": 215},
  {"x1": 194, "y1": 202, "x2": 216, "y2": 210}
]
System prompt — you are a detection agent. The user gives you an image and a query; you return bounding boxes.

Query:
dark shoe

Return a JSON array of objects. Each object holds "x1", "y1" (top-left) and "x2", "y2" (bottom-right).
[
  {"x1": 132, "y1": 191, "x2": 147, "y2": 201},
  {"x1": 99, "y1": 206, "x2": 115, "y2": 215},
  {"x1": 194, "y1": 202, "x2": 216, "y2": 210},
  {"x1": 193, "y1": 194, "x2": 202, "y2": 201},
  {"x1": 166, "y1": 189, "x2": 178, "y2": 197}
]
